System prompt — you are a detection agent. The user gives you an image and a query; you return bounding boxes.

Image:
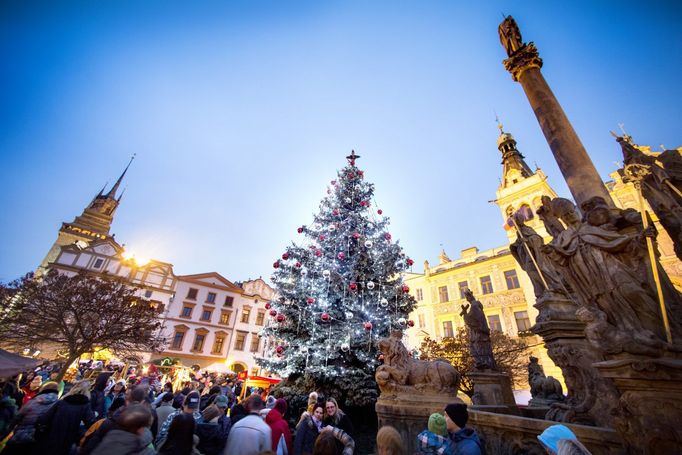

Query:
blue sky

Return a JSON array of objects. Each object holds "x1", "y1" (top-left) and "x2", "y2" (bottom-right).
[{"x1": 1, "y1": 1, "x2": 681, "y2": 282}]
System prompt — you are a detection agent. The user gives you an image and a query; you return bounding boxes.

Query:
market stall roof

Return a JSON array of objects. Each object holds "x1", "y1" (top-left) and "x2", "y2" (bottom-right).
[{"x1": 0, "y1": 349, "x2": 41, "y2": 377}]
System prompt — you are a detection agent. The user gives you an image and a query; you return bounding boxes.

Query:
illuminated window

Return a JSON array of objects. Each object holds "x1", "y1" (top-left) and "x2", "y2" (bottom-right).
[
  {"x1": 250, "y1": 336, "x2": 260, "y2": 352},
  {"x1": 212, "y1": 336, "x2": 225, "y2": 354},
  {"x1": 515, "y1": 311, "x2": 532, "y2": 332},
  {"x1": 418, "y1": 314, "x2": 426, "y2": 328},
  {"x1": 504, "y1": 270, "x2": 520, "y2": 290},
  {"x1": 488, "y1": 315, "x2": 502, "y2": 332},
  {"x1": 256, "y1": 311, "x2": 265, "y2": 326},
  {"x1": 480, "y1": 276, "x2": 493, "y2": 294},
  {"x1": 458, "y1": 281, "x2": 468, "y2": 299},
  {"x1": 442, "y1": 321, "x2": 454, "y2": 338},
  {"x1": 241, "y1": 308, "x2": 251, "y2": 324},
  {"x1": 416, "y1": 289, "x2": 423, "y2": 301},
  {"x1": 438, "y1": 286, "x2": 449, "y2": 303},
  {"x1": 235, "y1": 332, "x2": 247, "y2": 351}
]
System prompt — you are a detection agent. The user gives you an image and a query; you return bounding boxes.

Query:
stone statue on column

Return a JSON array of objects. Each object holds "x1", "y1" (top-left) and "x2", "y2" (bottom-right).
[
  {"x1": 461, "y1": 290, "x2": 496, "y2": 371},
  {"x1": 498, "y1": 16, "x2": 523, "y2": 57}
]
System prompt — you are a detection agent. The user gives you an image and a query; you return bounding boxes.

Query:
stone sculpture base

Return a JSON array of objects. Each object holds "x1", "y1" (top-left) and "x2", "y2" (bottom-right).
[
  {"x1": 469, "y1": 370, "x2": 519, "y2": 415},
  {"x1": 594, "y1": 356, "x2": 682, "y2": 454},
  {"x1": 376, "y1": 394, "x2": 463, "y2": 454}
]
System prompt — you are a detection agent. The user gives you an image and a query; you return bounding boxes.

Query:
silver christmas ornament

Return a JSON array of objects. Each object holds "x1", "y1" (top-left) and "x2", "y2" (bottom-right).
[
  {"x1": 345, "y1": 311, "x2": 354, "y2": 320},
  {"x1": 398, "y1": 317, "x2": 407, "y2": 326},
  {"x1": 341, "y1": 342, "x2": 350, "y2": 352},
  {"x1": 366, "y1": 281, "x2": 375, "y2": 290},
  {"x1": 301, "y1": 346, "x2": 309, "y2": 353},
  {"x1": 380, "y1": 297, "x2": 389, "y2": 307},
  {"x1": 345, "y1": 197, "x2": 352, "y2": 204},
  {"x1": 364, "y1": 240, "x2": 373, "y2": 248}
]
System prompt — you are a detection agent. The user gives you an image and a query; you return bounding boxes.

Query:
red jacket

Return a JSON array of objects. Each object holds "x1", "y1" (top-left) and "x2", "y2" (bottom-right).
[{"x1": 265, "y1": 409, "x2": 292, "y2": 454}]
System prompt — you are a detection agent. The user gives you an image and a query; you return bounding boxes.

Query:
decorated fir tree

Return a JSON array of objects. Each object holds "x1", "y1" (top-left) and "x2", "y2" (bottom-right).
[{"x1": 256, "y1": 151, "x2": 417, "y2": 406}]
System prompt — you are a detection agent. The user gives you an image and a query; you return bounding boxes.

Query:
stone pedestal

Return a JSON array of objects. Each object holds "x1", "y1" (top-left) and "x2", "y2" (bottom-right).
[
  {"x1": 594, "y1": 356, "x2": 682, "y2": 454},
  {"x1": 376, "y1": 395, "x2": 464, "y2": 454},
  {"x1": 532, "y1": 292, "x2": 620, "y2": 427},
  {"x1": 469, "y1": 370, "x2": 519, "y2": 415}
]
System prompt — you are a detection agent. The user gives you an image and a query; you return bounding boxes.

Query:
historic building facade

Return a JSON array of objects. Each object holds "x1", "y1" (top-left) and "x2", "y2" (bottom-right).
[{"x1": 40, "y1": 162, "x2": 276, "y2": 375}]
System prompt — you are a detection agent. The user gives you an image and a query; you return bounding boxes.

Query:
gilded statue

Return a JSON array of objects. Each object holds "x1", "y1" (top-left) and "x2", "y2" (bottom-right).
[
  {"x1": 498, "y1": 15, "x2": 523, "y2": 57},
  {"x1": 461, "y1": 290, "x2": 497, "y2": 370}
]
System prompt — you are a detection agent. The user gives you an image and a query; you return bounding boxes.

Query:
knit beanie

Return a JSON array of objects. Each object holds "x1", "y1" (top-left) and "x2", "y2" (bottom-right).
[
  {"x1": 428, "y1": 413, "x2": 447, "y2": 436},
  {"x1": 538, "y1": 424, "x2": 577, "y2": 453},
  {"x1": 444, "y1": 403, "x2": 469, "y2": 428}
]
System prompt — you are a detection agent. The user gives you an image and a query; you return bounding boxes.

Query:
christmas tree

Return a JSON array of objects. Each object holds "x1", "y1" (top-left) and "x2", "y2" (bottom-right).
[{"x1": 256, "y1": 151, "x2": 417, "y2": 406}]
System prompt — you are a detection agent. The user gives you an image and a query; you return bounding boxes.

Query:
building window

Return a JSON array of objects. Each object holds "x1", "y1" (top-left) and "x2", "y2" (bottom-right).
[
  {"x1": 241, "y1": 308, "x2": 251, "y2": 324},
  {"x1": 488, "y1": 314, "x2": 502, "y2": 332},
  {"x1": 93, "y1": 258, "x2": 104, "y2": 269},
  {"x1": 416, "y1": 288, "x2": 423, "y2": 301},
  {"x1": 438, "y1": 286, "x2": 449, "y2": 303},
  {"x1": 250, "y1": 335, "x2": 260, "y2": 352},
  {"x1": 418, "y1": 314, "x2": 426, "y2": 328},
  {"x1": 212, "y1": 336, "x2": 225, "y2": 354},
  {"x1": 480, "y1": 276, "x2": 493, "y2": 295},
  {"x1": 181, "y1": 306, "x2": 193, "y2": 318},
  {"x1": 144, "y1": 290, "x2": 153, "y2": 298},
  {"x1": 442, "y1": 321, "x2": 454, "y2": 338},
  {"x1": 201, "y1": 309, "x2": 213, "y2": 322},
  {"x1": 187, "y1": 288, "x2": 198, "y2": 300},
  {"x1": 234, "y1": 332, "x2": 247, "y2": 351},
  {"x1": 192, "y1": 334, "x2": 205, "y2": 352},
  {"x1": 515, "y1": 311, "x2": 532, "y2": 332},
  {"x1": 504, "y1": 270, "x2": 520, "y2": 290},
  {"x1": 224, "y1": 296, "x2": 234, "y2": 307},
  {"x1": 256, "y1": 311, "x2": 265, "y2": 326},
  {"x1": 171, "y1": 331, "x2": 185, "y2": 350},
  {"x1": 150, "y1": 300, "x2": 165, "y2": 314},
  {"x1": 458, "y1": 281, "x2": 468, "y2": 299},
  {"x1": 206, "y1": 292, "x2": 217, "y2": 303},
  {"x1": 219, "y1": 311, "x2": 231, "y2": 325}
]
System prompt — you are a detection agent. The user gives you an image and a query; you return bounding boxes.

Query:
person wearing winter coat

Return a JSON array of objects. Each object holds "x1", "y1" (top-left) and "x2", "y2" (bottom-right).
[
  {"x1": 312, "y1": 426, "x2": 355, "y2": 455},
  {"x1": 34, "y1": 379, "x2": 96, "y2": 455},
  {"x1": 0, "y1": 383, "x2": 18, "y2": 441},
  {"x1": 417, "y1": 413, "x2": 455, "y2": 455},
  {"x1": 90, "y1": 404, "x2": 156, "y2": 455},
  {"x1": 20, "y1": 376, "x2": 42, "y2": 406},
  {"x1": 156, "y1": 391, "x2": 203, "y2": 447},
  {"x1": 104, "y1": 379, "x2": 126, "y2": 414},
  {"x1": 224, "y1": 395, "x2": 272, "y2": 455},
  {"x1": 79, "y1": 396, "x2": 127, "y2": 455},
  {"x1": 4, "y1": 381, "x2": 59, "y2": 455},
  {"x1": 294, "y1": 403, "x2": 324, "y2": 455},
  {"x1": 323, "y1": 398, "x2": 355, "y2": 444},
  {"x1": 158, "y1": 412, "x2": 201, "y2": 455},
  {"x1": 266, "y1": 398, "x2": 292, "y2": 455},
  {"x1": 90, "y1": 372, "x2": 113, "y2": 419},
  {"x1": 444, "y1": 403, "x2": 483, "y2": 455},
  {"x1": 156, "y1": 392, "x2": 176, "y2": 430},
  {"x1": 195, "y1": 404, "x2": 229, "y2": 455}
]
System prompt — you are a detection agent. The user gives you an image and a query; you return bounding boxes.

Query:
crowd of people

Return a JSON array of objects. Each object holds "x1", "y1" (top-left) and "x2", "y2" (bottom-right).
[{"x1": 0, "y1": 364, "x2": 590, "y2": 455}]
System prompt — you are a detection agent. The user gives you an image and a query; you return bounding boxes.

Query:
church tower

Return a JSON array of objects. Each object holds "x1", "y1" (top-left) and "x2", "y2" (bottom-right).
[
  {"x1": 39, "y1": 157, "x2": 134, "y2": 269},
  {"x1": 493, "y1": 123, "x2": 557, "y2": 243}
]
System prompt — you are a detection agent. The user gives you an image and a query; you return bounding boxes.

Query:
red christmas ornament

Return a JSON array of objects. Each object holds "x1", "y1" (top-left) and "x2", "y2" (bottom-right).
[
  {"x1": 337, "y1": 252, "x2": 346, "y2": 260},
  {"x1": 307, "y1": 297, "x2": 315, "y2": 304},
  {"x1": 360, "y1": 201, "x2": 367, "y2": 207},
  {"x1": 276, "y1": 314, "x2": 285, "y2": 323},
  {"x1": 377, "y1": 209, "x2": 383, "y2": 215},
  {"x1": 347, "y1": 172, "x2": 354, "y2": 179},
  {"x1": 269, "y1": 309, "x2": 277, "y2": 316},
  {"x1": 407, "y1": 258, "x2": 414, "y2": 266},
  {"x1": 364, "y1": 321, "x2": 373, "y2": 331},
  {"x1": 265, "y1": 302, "x2": 271, "y2": 309},
  {"x1": 319, "y1": 235, "x2": 326, "y2": 241},
  {"x1": 276, "y1": 345, "x2": 285, "y2": 354},
  {"x1": 352, "y1": 232, "x2": 361, "y2": 239},
  {"x1": 295, "y1": 262, "x2": 301, "y2": 268},
  {"x1": 282, "y1": 252, "x2": 289, "y2": 260},
  {"x1": 407, "y1": 320, "x2": 415, "y2": 327},
  {"x1": 402, "y1": 284, "x2": 410, "y2": 293},
  {"x1": 333, "y1": 209, "x2": 340, "y2": 216},
  {"x1": 363, "y1": 200, "x2": 370, "y2": 207},
  {"x1": 384, "y1": 232, "x2": 392, "y2": 241},
  {"x1": 358, "y1": 170, "x2": 364, "y2": 178},
  {"x1": 297, "y1": 227, "x2": 304, "y2": 234},
  {"x1": 350, "y1": 159, "x2": 355, "y2": 166},
  {"x1": 273, "y1": 261, "x2": 280, "y2": 269},
  {"x1": 349, "y1": 282, "x2": 358, "y2": 291},
  {"x1": 315, "y1": 249, "x2": 322, "y2": 257},
  {"x1": 321, "y1": 312, "x2": 331, "y2": 322}
]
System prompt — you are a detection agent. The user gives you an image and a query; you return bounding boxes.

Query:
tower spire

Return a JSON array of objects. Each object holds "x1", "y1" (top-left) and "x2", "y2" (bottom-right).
[
  {"x1": 496, "y1": 124, "x2": 533, "y2": 189},
  {"x1": 106, "y1": 154, "x2": 135, "y2": 199}
]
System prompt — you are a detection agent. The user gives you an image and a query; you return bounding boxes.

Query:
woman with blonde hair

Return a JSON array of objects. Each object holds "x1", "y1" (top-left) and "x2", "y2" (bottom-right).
[
  {"x1": 34, "y1": 379, "x2": 96, "y2": 455},
  {"x1": 323, "y1": 398, "x2": 354, "y2": 440},
  {"x1": 376, "y1": 426, "x2": 404, "y2": 455}
]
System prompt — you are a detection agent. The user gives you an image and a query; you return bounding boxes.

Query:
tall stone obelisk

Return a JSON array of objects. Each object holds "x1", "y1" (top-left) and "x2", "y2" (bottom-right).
[{"x1": 498, "y1": 16, "x2": 614, "y2": 209}]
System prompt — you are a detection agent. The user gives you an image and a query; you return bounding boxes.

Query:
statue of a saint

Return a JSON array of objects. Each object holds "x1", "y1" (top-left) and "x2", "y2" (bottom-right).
[
  {"x1": 509, "y1": 209, "x2": 564, "y2": 298},
  {"x1": 537, "y1": 195, "x2": 565, "y2": 237},
  {"x1": 543, "y1": 197, "x2": 682, "y2": 353},
  {"x1": 618, "y1": 136, "x2": 682, "y2": 260},
  {"x1": 498, "y1": 16, "x2": 524, "y2": 57},
  {"x1": 461, "y1": 290, "x2": 497, "y2": 370}
]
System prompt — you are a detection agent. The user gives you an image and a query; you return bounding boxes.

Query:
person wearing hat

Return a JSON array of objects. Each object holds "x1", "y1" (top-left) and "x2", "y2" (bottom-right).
[
  {"x1": 537, "y1": 424, "x2": 590, "y2": 455},
  {"x1": 195, "y1": 404, "x2": 229, "y2": 455},
  {"x1": 155, "y1": 392, "x2": 176, "y2": 434},
  {"x1": 155, "y1": 390, "x2": 203, "y2": 447},
  {"x1": 444, "y1": 403, "x2": 483, "y2": 455},
  {"x1": 213, "y1": 395, "x2": 232, "y2": 435},
  {"x1": 416, "y1": 412, "x2": 455, "y2": 454},
  {"x1": 266, "y1": 398, "x2": 292, "y2": 455}
]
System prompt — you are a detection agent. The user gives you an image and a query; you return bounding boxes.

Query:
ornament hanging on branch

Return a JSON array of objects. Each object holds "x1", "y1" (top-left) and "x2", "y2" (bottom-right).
[
  {"x1": 282, "y1": 252, "x2": 289, "y2": 260},
  {"x1": 269, "y1": 309, "x2": 277, "y2": 317},
  {"x1": 276, "y1": 314, "x2": 285, "y2": 323},
  {"x1": 321, "y1": 312, "x2": 331, "y2": 322}
]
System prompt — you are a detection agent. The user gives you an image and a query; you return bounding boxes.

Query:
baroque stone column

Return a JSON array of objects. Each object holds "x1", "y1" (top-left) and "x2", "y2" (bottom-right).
[{"x1": 498, "y1": 16, "x2": 614, "y2": 208}]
